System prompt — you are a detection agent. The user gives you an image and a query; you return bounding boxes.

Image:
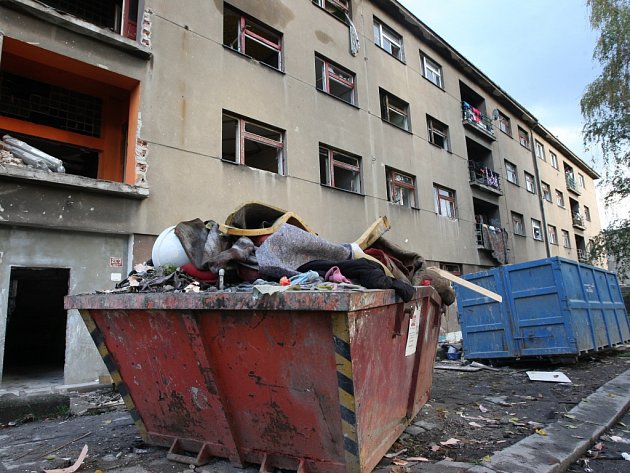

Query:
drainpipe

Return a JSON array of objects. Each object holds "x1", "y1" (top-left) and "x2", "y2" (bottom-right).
[{"x1": 529, "y1": 122, "x2": 551, "y2": 258}]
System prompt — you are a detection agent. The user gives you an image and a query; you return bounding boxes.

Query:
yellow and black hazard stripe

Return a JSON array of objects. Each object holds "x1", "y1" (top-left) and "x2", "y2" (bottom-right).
[
  {"x1": 79, "y1": 310, "x2": 148, "y2": 438},
  {"x1": 331, "y1": 313, "x2": 360, "y2": 473}
]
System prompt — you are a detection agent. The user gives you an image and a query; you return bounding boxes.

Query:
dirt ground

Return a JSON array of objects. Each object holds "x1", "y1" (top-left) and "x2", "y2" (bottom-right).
[
  {"x1": 379, "y1": 346, "x2": 630, "y2": 469},
  {"x1": 1, "y1": 347, "x2": 629, "y2": 473}
]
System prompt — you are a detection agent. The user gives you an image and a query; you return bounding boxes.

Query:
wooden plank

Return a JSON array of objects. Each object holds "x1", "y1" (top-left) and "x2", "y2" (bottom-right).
[{"x1": 428, "y1": 267, "x2": 502, "y2": 303}]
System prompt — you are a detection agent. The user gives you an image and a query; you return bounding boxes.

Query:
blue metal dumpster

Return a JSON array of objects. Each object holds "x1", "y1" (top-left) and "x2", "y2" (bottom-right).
[{"x1": 456, "y1": 257, "x2": 630, "y2": 360}]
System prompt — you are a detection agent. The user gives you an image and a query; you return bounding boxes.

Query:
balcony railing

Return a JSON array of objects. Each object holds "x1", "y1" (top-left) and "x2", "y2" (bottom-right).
[
  {"x1": 572, "y1": 212, "x2": 586, "y2": 229},
  {"x1": 577, "y1": 249, "x2": 588, "y2": 262},
  {"x1": 462, "y1": 102, "x2": 495, "y2": 139},
  {"x1": 469, "y1": 161, "x2": 502, "y2": 194},
  {"x1": 565, "y1": 173, "x2": 582, "y2": 195}
]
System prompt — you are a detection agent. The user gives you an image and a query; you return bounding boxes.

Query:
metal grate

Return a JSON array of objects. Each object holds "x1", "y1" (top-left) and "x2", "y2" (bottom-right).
[{"x1": 0, "y1": 71, "x2": 102, "y2": 138}]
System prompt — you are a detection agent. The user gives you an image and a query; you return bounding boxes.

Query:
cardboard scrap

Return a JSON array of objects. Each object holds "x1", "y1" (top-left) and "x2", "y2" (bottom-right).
[
  {"x1": 526, "y1": 371, "x2": 572, "y2": 383},
  {"x1": 43, "y1": 445, "x2": 88, "y2": 473}
]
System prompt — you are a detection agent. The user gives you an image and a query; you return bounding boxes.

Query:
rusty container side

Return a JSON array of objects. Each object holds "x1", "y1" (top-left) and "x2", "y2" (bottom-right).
[{"x1": 66, "y1": 287, "x2": 441, "y2": 473}]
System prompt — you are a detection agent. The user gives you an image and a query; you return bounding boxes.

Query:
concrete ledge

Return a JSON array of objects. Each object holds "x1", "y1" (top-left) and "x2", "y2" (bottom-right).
[
  {"x1": 0, "y1": 393, "x2": 70, "y2": 423},
  {"x1": 482, "y1": 368, "x2": 630, "y2": 473}
]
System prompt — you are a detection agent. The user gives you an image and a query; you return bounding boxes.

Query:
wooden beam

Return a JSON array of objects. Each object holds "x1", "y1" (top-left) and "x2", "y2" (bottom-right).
[{"x1": 428, "y1": 267, "x2": 502, "y2": 303}]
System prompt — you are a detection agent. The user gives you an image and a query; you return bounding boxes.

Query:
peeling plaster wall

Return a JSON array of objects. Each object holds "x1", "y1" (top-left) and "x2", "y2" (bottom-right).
[{"x1": 0, "y1": 227, "x2": 131, "y2": 384}]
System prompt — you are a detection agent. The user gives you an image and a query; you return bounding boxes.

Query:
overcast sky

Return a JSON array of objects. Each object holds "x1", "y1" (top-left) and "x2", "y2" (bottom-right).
[{"x1": 399, "y1": 0, "x2": 620, "y2": 219}]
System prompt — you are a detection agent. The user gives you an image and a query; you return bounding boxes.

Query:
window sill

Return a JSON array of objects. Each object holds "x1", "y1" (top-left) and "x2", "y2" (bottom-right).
[
  {"x1": 507, "y1": 180, "x2": 519, "y2": 186},
  {"x1": 514, "y1": 233, "x2": 526, "y2": 238},
  {"x1": 223, "y1": 45, "x2": 285, "y2": 74},
  {"x1": 499, "y1": 130, "x2": 513, "y2": 139},
  {"x1": 375, "y1": 45, "x2": 406, "y2": 65},
  {"x1": 421, "y1": 75, "x2": 445, "y2": 91},
  {"x1": 3, "y1": 0, "x2": 152, "y2": 59},
  {"x1": 427, "y1": 141, "x2": 450, "y2": 152},
  {"x1": 381, "y1": 119, "x2": 412, "y2": 134},
  {"x1": 0, "y1": 163, "x2": 149, "y2": 199},
  {"x1": 315, "y1": 88, "x2": 360, "y2": 109},
  {"x1": 526, "y1": 190, "x2": 536, "y2": 195},
  {"x1": 320, "y1": 184, "x2": 364, "y2": 196},
  {"x1": 533, "y1": 238, "x2": 544, "y2": 242},
  {"x1": 387, "y1": 202, "x2": 419, "y2": 211}
]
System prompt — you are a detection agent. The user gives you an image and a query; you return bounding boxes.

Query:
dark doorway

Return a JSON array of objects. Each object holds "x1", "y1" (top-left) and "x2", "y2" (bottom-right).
[{"x1": 3, "y1": 268, "x2": 69, "y2": 377}]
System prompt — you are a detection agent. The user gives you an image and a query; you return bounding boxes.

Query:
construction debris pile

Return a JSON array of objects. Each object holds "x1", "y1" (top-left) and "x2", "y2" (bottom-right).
[
  {"x1": 0, "y1": 135, "x2": 66, "y2": 172},
  {"x1": 108, "y1": 202, "x2": 456, "y2": 305}
]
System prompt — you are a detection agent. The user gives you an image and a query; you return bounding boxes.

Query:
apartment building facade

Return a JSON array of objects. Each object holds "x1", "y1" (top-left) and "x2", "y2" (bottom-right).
[{"x1": 0, "y1": 0, "x2": 601, "y2": 384}]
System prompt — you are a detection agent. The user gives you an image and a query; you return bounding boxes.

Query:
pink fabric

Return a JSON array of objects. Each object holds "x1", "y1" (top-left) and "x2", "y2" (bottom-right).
[{"x1": 325, "y1": 266, "x2": 352, "y2": 284}]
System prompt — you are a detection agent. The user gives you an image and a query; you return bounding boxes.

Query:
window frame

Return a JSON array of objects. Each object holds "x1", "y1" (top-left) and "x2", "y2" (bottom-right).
[
  {"x1": 535, "y1": 140, "x2": 545, "y2": 161},
  {"x1": 373, "y1": 17, "x2": 404, "y2": 61},
  {"x1": 379, "y1": 89, "x2": 410, "y2": 131},
  {"x1": 512, "y1": 212, "x2": 525, "y2": 236},
  {"x1": 224, "y1": 6, "x2": 283, "y2": 71},
  {"x1": 550, "y1": 151, "x2": 559, "y2": 170},
  {"x1": 518, "y1": 126, "x2": 530, "y2": 149},
  {"x1": 433, "y1": 184, "x2": 457, "y2": 219},
  {"x1": 578, "y1": 173, "x2": 585, "y2": 188},
  {"x1": 562, "y1": 229, "x2": 571, "y2": 248},
  {"x1": 556, "y1": 189, "x2": 565, "y2": 207},
  {"x1": 497, "y1": 111, "x2": 512, "y2": 137},
  {"x1": 386, "y1": 167, "x2": 417, "y2": 208},
  {"x1": 584, "y1": 206, "x2": 591, "y2": 221},
  {"x1": 427, "y1": 115, "x2": 449, "y2": 150},
  {"x1": 548, "y1": 224, "x2": 558, "y2": 245},
  {"x1": 524, "y1": 172, "x2": 536, "y2": 193},
  {"x1": 541, "y1": 182, "x2": 552, "y2": 202},
  {"x1": 312, "y1": 0, "x2": 350, "y2": 22},
  {"x1": 505, "y1": 160, "x2": 518, "y2": 185},
  {"x1": 315, "y1": 54, "x2": 356, "y2": 105},
  {"x1": 421, "y1": 53, "x2": 443, "y2": 88},
  {"x1": 319, "y1": 144, "x2": 362, "y2": 194},
  {"x1": 531, "y1": 218, "x2": 543, "y2": 241},
  {"x1": 221, "y1": 112, "x2": 285, "y2": 175}
]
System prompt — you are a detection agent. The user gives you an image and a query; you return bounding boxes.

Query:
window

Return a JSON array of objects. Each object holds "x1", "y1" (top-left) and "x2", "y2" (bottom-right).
[
  {"x1": 524, "y1": 172, "x2": 536, "y2": 193},
  {"x1": 578, "y1": 173, "x2": 585, "y2": 188},
  {"x1": 512, "y1": 212, "x2": 525, "y2": 236},
  {"x1": 535, "y1": 140, "x2": 545, "y2": 161},
  {"x1": 421, "y1": 53, "x2": 443, "y2": 88},
  {"x1": 222, "y1": 112, "x2": 284, "y2": 174},
  {"x1": 433, "y1": 184, "x2": 457, "y2": 218},
  {"x1": 562, "y1": 229, "x2": 571, "y2": 248},
  {"x1": 584, "y1": 206, "x2": 591, "y2": 221},
  {"x1": 505, "y1": 161, "x2": 518, "y2": 184},
  {"x1": 439, "y1": 263, "x2": 462, "y2": 276},
  {"x1": 373, "y1": 18, "x2": 404, "y2": 61},
  {"x1": 518, "y1": 126, "x2": 530, "y2": 149},
  {"x1": 541, "y1": 182, "x2": 552, "y2": 201},
  {"x1": 550, "y1": 151, "x2": 559, "y2": 169},
  {"x1": 223, "y1": 6, "x2": 283, "y2": 70},
  {"x1": 427, "y1": 115, "x2": 449, "y2": 150},
  {"x1": 380, "y1": 90, "x2": 410, "y2": 131},
  {"x1": 556, "y1": 190, "x2": 565, "y2": 207},
  {"x1": 548, "y1": 225, "x2": 558, "y2": 245},
  {"x1": 319, "y1": 144, "x2": 361, "y2": 193},
  {"x1": 532, "y1": 219, "x2": 543, "y2": 241},
  {"x1": 312, "y1": 0, "x2": 350, "y2": 22},
  {"x1": 40, "y1": 0, "x2": 139, "y2": 40},
  {"x1": 315, "y1": 55, "x2": 356, "y2": 104},
  {"x1": 0, "y1": 38, "x2": 139, "y2": 184},
  {"x1": 498, "y1": 111, "x2": 512, "y2": 137},
  {"x1": 386, "y1": 167, "x2": 416, "y2": 207}
]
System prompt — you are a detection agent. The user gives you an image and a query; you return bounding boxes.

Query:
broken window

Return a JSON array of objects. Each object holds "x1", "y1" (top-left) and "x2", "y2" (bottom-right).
[
  {"x1": 556, "y1": 190, "x2": 565, "y2": 207},
  {"x1": 497, "y1": 111, "x2": 512, "y2": 137},
  {"x1": 40, "y1": 0, "x2": 139, "y2": 40},
  {"x1": 312, "y1": 0, "x2": 350, "y2": 22},
  {"x1": 222, "y1": 112, "x2": 285, "y2": 175},
  {"x1": 386, "y1": 167, "x2": 416, "y2": 208},
  {"x1": 223, "y1": 5, "x2": 283, "y2": 70},
  {"x1": 373, "y1": 18, "x2": 404, "y2": 61},
  {"x1": 427, "y1": 115, "x2": 449, "y2": 150},
  {"x1": 433, "y1": 184, "x2": 457, "y2": 219},
  {"x1": 548, "y1": 225, "x2": 558, "y2": 245},
  {"x1": 505, "y1": 160, "x2": 518, "y2": 184},
  {"x1": 319, "y1": 144, "x2": 361, "y2": 193},
  {"x1": 421, "y1": 53, "x2": 443, "y2": 88},
  {"x1": 315, "y1": 55, "x2": 356, "y2": 105},
  {"x1": 0, "y1": 38, "x2": 140, "y2": 183},
  {"x1": 550, "y1": 151, "x2": 559, "y2": 169},
  {"x1": 532, "y1": 218, "x2": 543, "y2": 241},
  {"x1": 380, "y1": 90, "x2": 410, "y2": 131},
  {"x1": 562, "y1": 229, "x2": 571, "y2": 248},
  {"x1": 541, "y1": 182, "x2": 552, "y2": 201},
  {"x1": 512, "y1": 212, "x2": 525, "y2": 236},
  {"x1": 535, "y1": 140, "x2": 545, "y2": 161},
  {"x1": 524, "y1": 172, "x2": 536, "y2": 193}
]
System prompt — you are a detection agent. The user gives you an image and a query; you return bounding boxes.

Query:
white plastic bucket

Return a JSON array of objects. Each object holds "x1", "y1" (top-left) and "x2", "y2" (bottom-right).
[{"x1": 151, "y1": 226, "x2": 191, "y2": 267}]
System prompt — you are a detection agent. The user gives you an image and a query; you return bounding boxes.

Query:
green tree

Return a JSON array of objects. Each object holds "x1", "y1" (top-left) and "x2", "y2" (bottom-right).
[{"x1": 581, "y1": 0, "x2": 629, "y2": 278}]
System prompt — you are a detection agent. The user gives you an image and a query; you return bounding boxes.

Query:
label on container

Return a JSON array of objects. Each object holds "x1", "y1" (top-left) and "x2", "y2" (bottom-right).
[{"x1": 405, "y1": 305, "x2": 421, "y2": 356}]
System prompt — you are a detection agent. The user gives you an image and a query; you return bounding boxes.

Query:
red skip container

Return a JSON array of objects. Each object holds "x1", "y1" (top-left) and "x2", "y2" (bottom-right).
[{"x1": 65, "y1": 287, "x2": 442, "y2": 473}]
